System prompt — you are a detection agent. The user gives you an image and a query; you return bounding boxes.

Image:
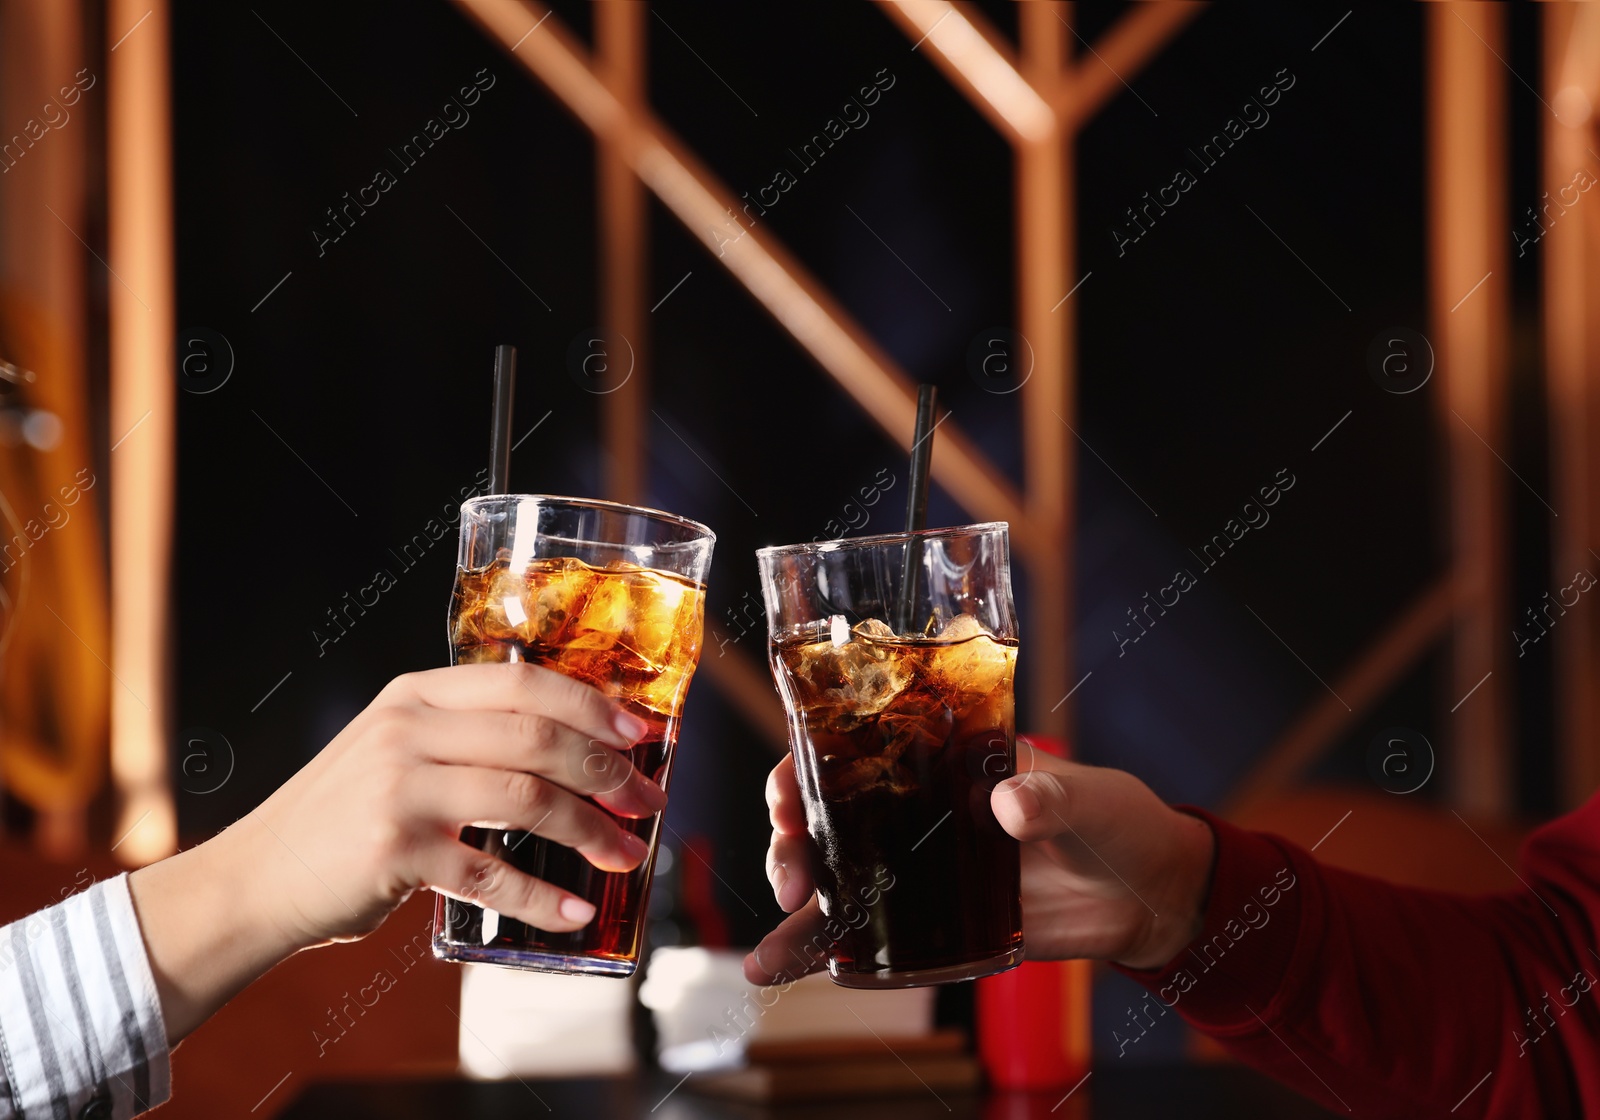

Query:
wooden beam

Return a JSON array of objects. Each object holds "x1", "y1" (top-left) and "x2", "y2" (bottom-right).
[
  {"x1": 456, "y1": 0, "x2": 1032, "y2": 551},
  {"x1": 1427, "y1": 3, "x2": 1511, "y2": 816},
  {"x1": 876, "y1": 1, "x2": 1054, "y2": 145},
  {"x1": 1227, "y1": 575, "x2": 1460, "y2": 817},
  {"x1": 1058, "y1": 2, "x2": 1206, "y2": 131},
  {"x1": 597, "y1": 2, "x2": 648, "y2": 506}
]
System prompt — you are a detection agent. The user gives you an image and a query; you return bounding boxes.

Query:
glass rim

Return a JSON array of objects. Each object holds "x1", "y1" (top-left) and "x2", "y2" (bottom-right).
[
  {"x1": 756, "y1": 521, "x2": 1008, "y2": 560},
  {"x1": 460, "y1": 493, "x2": 716, "y2": 545}
]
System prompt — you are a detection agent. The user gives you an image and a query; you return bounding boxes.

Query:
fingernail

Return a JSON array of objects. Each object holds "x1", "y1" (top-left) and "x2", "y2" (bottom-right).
[
  {"x1": 613, "y1": 709, "x2": 649, "y2": 743},
  {"x1": 770, "y1": 861, "x2": 789, "y2": 896},
  {"x1": 620, "y1": 831, "x2": 651, "y2": 863},
  {"x1": 560, "y1": 897, "x2": 597, "y2": 924},
  {"x1": 634, "y1": 778, "x2": 668, "y2": 813}
]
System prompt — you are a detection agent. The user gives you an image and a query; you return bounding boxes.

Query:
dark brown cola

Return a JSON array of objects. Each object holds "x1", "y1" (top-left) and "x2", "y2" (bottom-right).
[{"x1": 771, "y1": 615, "x2": 1023, "y2": 986}]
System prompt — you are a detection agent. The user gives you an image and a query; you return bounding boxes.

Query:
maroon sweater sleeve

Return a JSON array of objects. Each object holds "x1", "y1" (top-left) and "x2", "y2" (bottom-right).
[{"x1": 1111, "y1": 799, "x2": 1600, "y2": 1119}]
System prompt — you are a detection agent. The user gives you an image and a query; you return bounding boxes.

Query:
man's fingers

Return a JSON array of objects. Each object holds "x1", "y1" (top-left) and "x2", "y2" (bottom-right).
[
  {"x1": 379, "y1": 662, "x2": 649, "y2": 750},
  {"x1": 766, "y1": 755, "x2": 808, "y2": 835},
  {"x1": 395, "y1": 707, "x2": 666, "y2": 818},
  {"x1": 765, "y1": 756, "x2": 816, "y2": 910},
  {"x1": 407, "y1": 765, "x2": 649, "y2": 874},
  {"x1": 992, "y1": 756, "x2": 1140, "y2": 845},
  {"x1": 421, "y1": 843, "x2": 597, "y2": 933},
  {"x1": 992, "y1": 767, "x2": 1064, "y2": 842},
  {"x1": 742, "y1": 896, "x2": 829, "y2": 986},
  {"x1": 765, "y1": 831, "x2": 816, "y2": 912}
]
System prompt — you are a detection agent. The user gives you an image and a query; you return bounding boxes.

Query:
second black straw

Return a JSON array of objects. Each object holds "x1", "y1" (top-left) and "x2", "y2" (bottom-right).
[
  {"x1": 897, "y1": 384, "x2": 938, "y2": 633},
  {"x1": 488, "y1": 344, "x2": 518, "y2": 495}
]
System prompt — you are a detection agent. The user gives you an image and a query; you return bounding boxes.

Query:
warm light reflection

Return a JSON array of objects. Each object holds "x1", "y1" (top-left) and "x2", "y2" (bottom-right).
[{"x1": 107, "y1": 0, "x2": 176, "y2": 865}]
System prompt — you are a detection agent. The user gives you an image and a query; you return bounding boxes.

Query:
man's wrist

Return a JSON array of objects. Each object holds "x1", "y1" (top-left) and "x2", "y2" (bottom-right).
[{"x1": 1116, "y1": 809, "x2": 1216, "y2": 971}]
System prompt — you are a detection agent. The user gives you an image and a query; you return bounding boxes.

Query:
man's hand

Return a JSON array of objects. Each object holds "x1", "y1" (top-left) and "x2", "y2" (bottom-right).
[
  {"x1": 130, "y1": 662, "x2": 665, "y2": 1041},
  {"x1": 744, "y1": 741, "x2": 1215, "y2": 985}
]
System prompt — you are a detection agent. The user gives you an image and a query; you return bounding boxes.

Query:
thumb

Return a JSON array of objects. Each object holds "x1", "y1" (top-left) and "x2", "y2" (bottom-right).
[{"x1": 991, "y1": 754, "x2": 1141, "y2": 848}]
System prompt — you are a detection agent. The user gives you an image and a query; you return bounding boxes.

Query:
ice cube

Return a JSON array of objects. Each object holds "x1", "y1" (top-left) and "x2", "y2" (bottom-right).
[
  {"x1": 527, "y1": 557, "x2": 594, "y2": 645},
  {"x1": 629, "y1": 660, "x2": 696, "y2": 716},
  {"x1": 823, "y1": 754, "x2": 917, "y2": 799},
  {"x1": 548, "y1": 564, "x2": 705, "y2": 716},
  {"x1": 924, "y1": 617, "x2": 1014, "y2": 716},
  {"x1": 618, "y1": 568, "x2": 691, "y2": 669},
  {"x1": 852, "y1": 618, "x2": 898, "y2": 642},
  {"x1": 877, "y1": 688, "x2": 955, "y2": 760},
  {"x1": 792, "y1": 634, "x2": 911, "y2": 732},
  {"x1": 936, "y1": 615, "x2": 986, "y2": 643},
  {"x1": 561, "y1": 564, "x2": 629, "y2": 652},
  {"x1": 479, "y1": 564, "x2": 537, "y2": 643}
]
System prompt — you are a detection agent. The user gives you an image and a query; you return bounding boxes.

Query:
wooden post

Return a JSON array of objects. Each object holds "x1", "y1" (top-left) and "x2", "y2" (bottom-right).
[
  {"x1": 1543, "y1": 3, "x2": 1600, "y2": 809},
  {"x1": 107, "y1": 0, "x2": 177, "y2": 862},
  {"x1": 1427, "y1": 3, "x2": 1511, "y2": 815},
  {"x1": 1018, "y1": 2, "x2": 1073, "y2": 743}
]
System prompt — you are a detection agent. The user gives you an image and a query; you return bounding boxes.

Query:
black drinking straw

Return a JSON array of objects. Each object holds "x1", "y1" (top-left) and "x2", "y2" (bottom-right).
[
  {"x1": 896, "y1": 384, "x2": 937, "y2": 633},
  {"x1": 488, "y1": 344, "x2": 517, "y2": 494}
]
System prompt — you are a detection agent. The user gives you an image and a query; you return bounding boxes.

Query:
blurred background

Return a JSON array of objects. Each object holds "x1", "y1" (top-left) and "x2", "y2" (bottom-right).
[{"x1": 0, "y1": 0, "x2": 1590, "y2": 1114}]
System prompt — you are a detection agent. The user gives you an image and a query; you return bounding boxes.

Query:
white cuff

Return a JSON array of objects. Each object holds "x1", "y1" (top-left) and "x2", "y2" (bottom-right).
[{"x1": 0, "y1": 873, "x2": 171, "y2": 1119}]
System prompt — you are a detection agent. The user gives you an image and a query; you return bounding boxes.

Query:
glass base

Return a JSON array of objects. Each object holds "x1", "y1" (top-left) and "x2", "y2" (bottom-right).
[
  {"x1": 432, "y1": 936, "x2": 638, "y2": 978},
  {"x1": 827, "y1": 944, "x2": 1024, "y2": 989}
]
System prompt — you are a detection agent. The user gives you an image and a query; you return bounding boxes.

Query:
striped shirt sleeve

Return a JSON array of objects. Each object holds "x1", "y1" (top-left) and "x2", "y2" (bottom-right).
[{"x1": 0, "y1": 874, "x2": 171, "y2": 1119}]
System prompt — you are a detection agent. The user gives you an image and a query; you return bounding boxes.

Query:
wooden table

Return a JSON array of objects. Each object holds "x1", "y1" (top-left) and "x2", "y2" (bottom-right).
[{"x1": 281, "y1": 1066, "x2": 1340, "y2": 1118}]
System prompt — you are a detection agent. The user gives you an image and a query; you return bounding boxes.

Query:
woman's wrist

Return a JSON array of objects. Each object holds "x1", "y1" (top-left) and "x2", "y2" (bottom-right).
[{"x1": 127, "y1": 818, "x2": 308, "y2": 1044}]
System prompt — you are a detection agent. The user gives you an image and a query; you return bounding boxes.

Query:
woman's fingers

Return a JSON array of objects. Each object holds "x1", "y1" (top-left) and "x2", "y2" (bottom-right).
[
  {"x1": 406, "y1": 765, "x2": 650, "y2": 874},
  {"x1": 743, "y1": 896, "x2": 830, "y2": 986},
  {"x1": 419, "y1": 841, "x2": 598, "y2": 933},
  {"x1": 378, "y1": 662, "x2": 649, "y2": 750},
  {"x1": 393, "y1": 706, "x2": 666, "y2": 818}
]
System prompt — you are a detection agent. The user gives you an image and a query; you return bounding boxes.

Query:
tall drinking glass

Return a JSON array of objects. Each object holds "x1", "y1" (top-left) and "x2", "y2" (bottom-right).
[
  {"x1": 433, "y1": 495, "x2": 714, "y2": 977},
  {"x1": 757, "y1": 523, "x2": 1023, "y2": 988}
]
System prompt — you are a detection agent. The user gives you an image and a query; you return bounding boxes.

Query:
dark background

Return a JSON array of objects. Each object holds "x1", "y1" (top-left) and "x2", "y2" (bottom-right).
[{"x1": 170, "y1": 1, "x2": 1552, "y2": 1058}]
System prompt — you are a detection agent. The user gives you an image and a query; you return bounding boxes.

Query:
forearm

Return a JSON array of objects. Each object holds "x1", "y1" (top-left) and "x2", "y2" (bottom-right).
[
  {"x1": 1117, "y1": 811, "x2": 1596, "y2": 1118},
  {"x1": 127, "y1": 816, "x2": 306, "y2": 1045}
]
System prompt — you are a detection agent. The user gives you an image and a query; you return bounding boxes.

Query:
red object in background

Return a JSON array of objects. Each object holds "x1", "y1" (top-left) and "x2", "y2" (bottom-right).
[
  {"x1": 678, "y1": 834, "x2": 731, "y2": 948},
  {"x1": 976, "y1": 736, "x2": 1092, "y2": 1091}
]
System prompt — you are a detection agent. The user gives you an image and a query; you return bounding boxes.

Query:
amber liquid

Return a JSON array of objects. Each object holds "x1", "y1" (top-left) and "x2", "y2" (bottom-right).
[
  {"x1": 771, "y1": 622, "x2": 1023, "y2": 985},
  {"x1": 434, "y1": 555, "x2": 704, "y2": 976}
]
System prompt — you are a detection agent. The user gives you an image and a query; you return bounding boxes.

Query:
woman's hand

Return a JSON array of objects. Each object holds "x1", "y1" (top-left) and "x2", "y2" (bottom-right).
[
  {"x1": 744, "y1": 742, "x2": 1216, "y2": 985},
  {"x1": 130, "y1": 662, "x2": 664, "y2": 1041}
]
